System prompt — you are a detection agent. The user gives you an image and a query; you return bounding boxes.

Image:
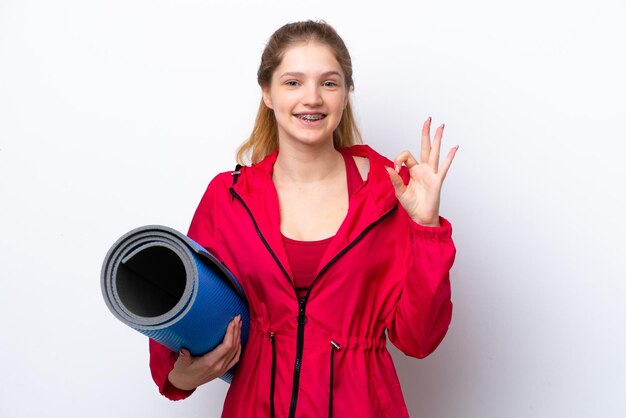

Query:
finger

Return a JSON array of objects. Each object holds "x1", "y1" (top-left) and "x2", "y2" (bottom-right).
[
  {"x1": 225, "y1": 316, "x2": 242, "y2": 359},
  {"x1": 386, "y1": 166, "x2": 406, "y2": 197},
  {"x1": 227, "y1": 323, "x2": 241, "y2": 368},
  {"x1": 221, "y1": 320, "x2": 242, "y2": 373},
  {"x1": 200, "y1": 319, "x2": 237, "y2": 374},
  {"x1": 221, "y1": 344, "x2": 238, "y2": 373},
  {"x1": 439, "y1": 145, "x2": 459, "y2": 180},
  {"x1": 420, "y1": 117, "x2": 432, "y2": 163},
  {"x1": 226, "y1": 344, "x2": 242, "y2": 370},
  {"x1": 227, "y1": 315, "x2": 239, "y2": 350},
  {"x1": 428, "y1": 124, "x2": 444, "y2": 173},
  {"x1": 222, "y1": 344, "x2": 242, "y2": 375},
  {"x1": 394, "y1": 150, "x2": 419, "y2": 171},
  {"x1": 212, "y1": 318, "x2": 237, "y2": 357},
  {"x1": 231, "y1": 316, "x2": 242, "y2": 355}
]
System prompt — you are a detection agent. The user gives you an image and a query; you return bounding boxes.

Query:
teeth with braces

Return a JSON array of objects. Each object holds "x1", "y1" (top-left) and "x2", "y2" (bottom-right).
[{"x1": 297, "y1": 114, "x2": 325, "y2": 121}]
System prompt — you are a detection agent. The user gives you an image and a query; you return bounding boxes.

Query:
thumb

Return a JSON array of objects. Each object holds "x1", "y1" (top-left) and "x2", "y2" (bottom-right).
[
  {"x1": 178, "y1": 348, "x2": 192, "y2": 365},
  {"x1": 385, "y1": 166, "x2": 406, "y2": 197}
]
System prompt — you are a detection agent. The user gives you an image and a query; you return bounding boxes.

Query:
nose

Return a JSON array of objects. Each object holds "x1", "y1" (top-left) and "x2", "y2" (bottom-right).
[{"x1": 302, "y1": 83, "x2": 323, "y2": 106}]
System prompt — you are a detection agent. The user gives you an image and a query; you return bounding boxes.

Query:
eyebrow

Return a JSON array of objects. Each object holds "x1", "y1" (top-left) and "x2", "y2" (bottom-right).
[{"x1": 278, "y1": 71, "x2": 343, "y2": 79}]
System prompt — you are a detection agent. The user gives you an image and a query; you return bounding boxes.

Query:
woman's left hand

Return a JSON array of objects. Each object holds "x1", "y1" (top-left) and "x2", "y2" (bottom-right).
[{"x1": 386, "y1": 117, "x2": 458, "y2": 227}]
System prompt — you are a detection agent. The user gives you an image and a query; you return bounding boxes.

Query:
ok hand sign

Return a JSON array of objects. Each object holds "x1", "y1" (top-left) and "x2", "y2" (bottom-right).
[{"x1": 386, "y1": 117, "x2": 458, "y2": 227}]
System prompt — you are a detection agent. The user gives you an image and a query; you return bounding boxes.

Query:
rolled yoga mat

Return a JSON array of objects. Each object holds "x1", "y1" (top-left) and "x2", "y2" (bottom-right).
[{"x1": 101, "y1": 225, "x2": 249, "y2": 383}]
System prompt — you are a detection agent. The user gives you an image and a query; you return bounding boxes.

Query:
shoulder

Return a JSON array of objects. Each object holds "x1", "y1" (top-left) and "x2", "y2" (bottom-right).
[
  {"x1": 198, "y1": 157, "x2": 273, "y2": 199},
  {"x1": 341, "y1": 144, "x2": 393, "y2": 164},
  {"x1": 353, "y1": 156, "x2": 369, "y2": 181},
  {"x1": 193, "y1": 168, "x2": 243, "y2": 207},
  {"x1": 205, "y1": 170, "x2": 238, "y2": 192},
  {"x1": 340, "y1": 144, "x2": 395, "y2": 175}
]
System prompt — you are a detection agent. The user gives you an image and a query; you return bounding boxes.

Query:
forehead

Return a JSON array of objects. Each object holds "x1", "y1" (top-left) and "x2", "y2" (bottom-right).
[{"x1": 274, "y1": 42, "x2": 344, "y2": 78}]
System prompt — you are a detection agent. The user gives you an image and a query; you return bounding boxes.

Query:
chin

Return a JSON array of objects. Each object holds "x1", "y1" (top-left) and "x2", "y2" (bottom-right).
[
  {"x1": 295, "y1": 134, "x2": 334, "y2": 147},
  {"x1": 280, "y1": 129, "x2": 335, "y2": 148}
]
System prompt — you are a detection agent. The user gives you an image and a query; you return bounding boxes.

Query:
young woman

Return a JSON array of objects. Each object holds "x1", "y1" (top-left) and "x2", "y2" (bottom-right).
[{"x1": 149, "y1": 20, "x2": 458, "y2": 418}]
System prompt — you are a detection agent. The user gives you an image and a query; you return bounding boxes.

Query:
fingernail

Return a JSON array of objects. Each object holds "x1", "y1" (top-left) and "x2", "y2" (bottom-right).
[
  {"x1": 179, "y1": 350, "x2": 185, "y2": 357},
  {"x1": 427, "y1": 116, "x2": 432, "y2": 123},
  {"x1": 395, "y1": 164, "x2": 400, "y2": 173},
  {"x1": 440, "y1": 123, "x2": 445, "y2": 129}
]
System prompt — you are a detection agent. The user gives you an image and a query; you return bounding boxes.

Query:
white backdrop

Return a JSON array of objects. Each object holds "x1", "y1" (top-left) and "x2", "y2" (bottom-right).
[{"x1": 1, "y1": 1, "x2": 625, "y2": 417}]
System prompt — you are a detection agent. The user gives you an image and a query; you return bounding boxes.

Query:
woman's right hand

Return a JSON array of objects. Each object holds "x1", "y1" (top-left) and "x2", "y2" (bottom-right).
[{"x1": 167, "y1": 315, "x2": 243, "y2": 391}]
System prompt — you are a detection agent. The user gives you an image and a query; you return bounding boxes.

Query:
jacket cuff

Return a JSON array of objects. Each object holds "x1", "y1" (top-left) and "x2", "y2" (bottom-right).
[
  {"x1": 161, "y1": 376, "x2": 196, "y2": 401},
  {"x1": 409, "y1": 216, "x2": 453, "y2": 240}
]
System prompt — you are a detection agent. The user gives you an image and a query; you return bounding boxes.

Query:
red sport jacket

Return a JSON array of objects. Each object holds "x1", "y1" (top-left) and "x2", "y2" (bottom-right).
[{"x1": 149, "y1": 144, "x2": 456, "y2": 417}]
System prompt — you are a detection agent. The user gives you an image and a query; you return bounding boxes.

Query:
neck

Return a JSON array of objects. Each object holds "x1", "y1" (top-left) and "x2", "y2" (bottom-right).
[{"x1": 273, "y1": 140, "x2": 343, "y2": 184}]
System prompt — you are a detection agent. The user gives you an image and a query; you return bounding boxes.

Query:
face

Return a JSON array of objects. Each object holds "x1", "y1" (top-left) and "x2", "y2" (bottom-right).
[{"x1": 262, "y1": 42, "x2": 349, "y2": 149}]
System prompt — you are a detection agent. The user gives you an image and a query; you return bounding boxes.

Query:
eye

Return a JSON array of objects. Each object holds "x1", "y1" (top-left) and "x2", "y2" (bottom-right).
[
  {"x1": 285, "y1": 80, "x2": 299, "y2": 87},
  {"x1": 322, "y1": 81, "x2": 338, "y2": 87}
]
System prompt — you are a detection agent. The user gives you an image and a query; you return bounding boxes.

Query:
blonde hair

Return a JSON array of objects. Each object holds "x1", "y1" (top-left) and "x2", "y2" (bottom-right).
[{"x1": 236, "y1": 20, "x2": 362, "y2": 165}]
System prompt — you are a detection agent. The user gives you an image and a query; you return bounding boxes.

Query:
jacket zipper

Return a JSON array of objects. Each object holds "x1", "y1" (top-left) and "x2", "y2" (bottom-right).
[
  {"x1": 328, "y1": 340, "x2": 341, "y2": 418},
  {"x1": 269, "y1": 332, "x2": 276, "y2": 418},
  {"x1": 229, "y1": 188, "x2": 293, "y2": 289},
  {"x1": 290, "y1": 204, "x2": 397, "y2": 417},
  {"x1": 230, "y1": 186, "x2": 397, "y2": 417}
]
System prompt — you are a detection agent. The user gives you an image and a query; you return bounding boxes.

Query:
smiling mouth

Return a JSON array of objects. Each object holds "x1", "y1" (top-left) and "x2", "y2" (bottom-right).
[{"x1": 294, "y1": 113, "x2": 327, "y2": 121}]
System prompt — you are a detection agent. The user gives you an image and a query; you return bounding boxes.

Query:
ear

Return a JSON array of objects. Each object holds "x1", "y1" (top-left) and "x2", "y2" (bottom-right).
[{"x1": 261, "y1": 84, "x2": 273, "y2": 109}]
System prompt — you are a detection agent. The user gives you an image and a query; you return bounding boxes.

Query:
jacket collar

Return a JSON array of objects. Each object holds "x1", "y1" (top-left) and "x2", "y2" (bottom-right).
[{"x1": 231, "y1": 145, "x2": 398, "y2": 280}]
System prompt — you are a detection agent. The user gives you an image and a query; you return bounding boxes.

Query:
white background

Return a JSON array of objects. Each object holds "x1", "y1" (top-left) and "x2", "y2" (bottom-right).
[{"x1": 1, "y1": 1, "x2": 625, "y2": 417}]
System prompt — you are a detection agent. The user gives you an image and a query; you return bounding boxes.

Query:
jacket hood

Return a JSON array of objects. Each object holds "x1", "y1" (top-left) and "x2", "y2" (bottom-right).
[{"x1": 233, "y1": 144, "x2": 397, "y2": 210}]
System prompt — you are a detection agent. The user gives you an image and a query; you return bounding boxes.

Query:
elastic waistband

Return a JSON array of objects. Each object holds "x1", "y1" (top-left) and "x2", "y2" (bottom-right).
[{"x1": 251, "y1": 320, "x2": 387, "y2": 351}]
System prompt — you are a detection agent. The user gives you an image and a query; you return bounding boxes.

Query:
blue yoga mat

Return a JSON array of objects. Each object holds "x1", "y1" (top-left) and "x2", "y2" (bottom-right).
[{"x1": 101, "y1": 225, "x2": 249, "y2": 383}]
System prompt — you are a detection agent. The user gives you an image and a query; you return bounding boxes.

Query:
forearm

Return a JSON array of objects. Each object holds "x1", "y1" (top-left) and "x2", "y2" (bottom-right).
[{"x1": 387, "y1": 217, "x2": 456, "y2": 358}]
